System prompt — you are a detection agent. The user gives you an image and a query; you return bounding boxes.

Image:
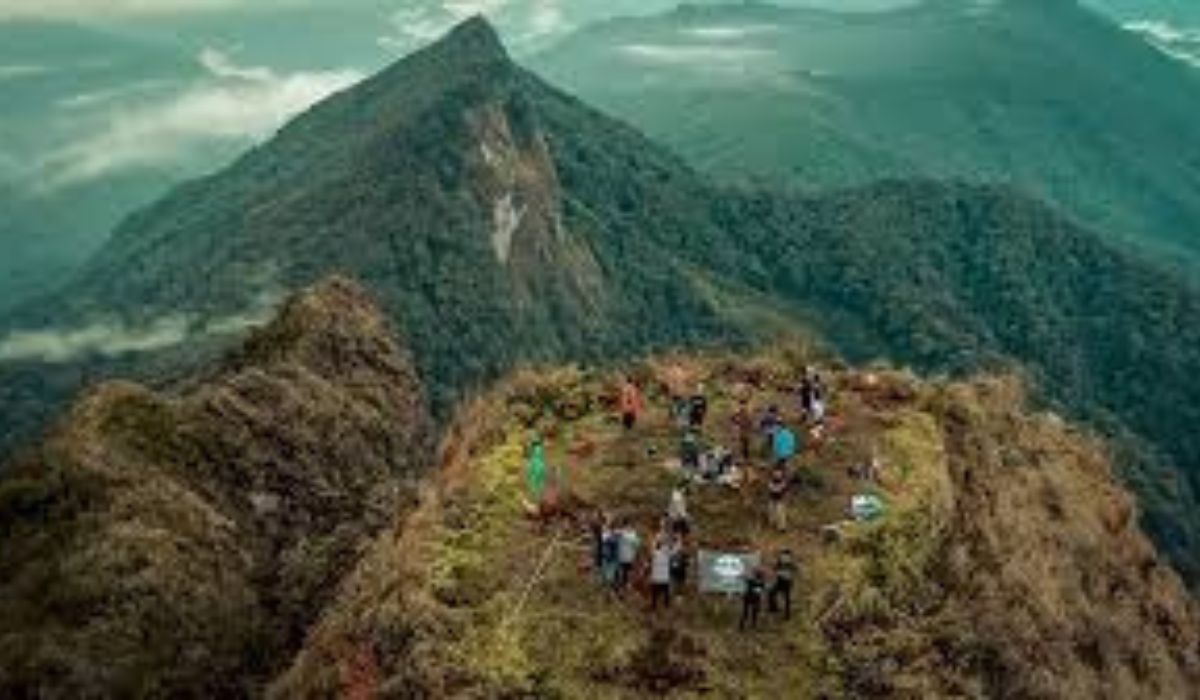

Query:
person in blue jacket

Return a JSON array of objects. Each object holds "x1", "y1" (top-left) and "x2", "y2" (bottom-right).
[{"x1": 773, "y1": 424, "x2": 798, "y2": 470}]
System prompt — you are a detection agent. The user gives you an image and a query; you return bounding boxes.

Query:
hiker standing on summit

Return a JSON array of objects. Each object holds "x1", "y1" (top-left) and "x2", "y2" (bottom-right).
[
  {"x1": 670, "y1": 534, "x2": 689, "y2": 597},
  {"x1": 601, "y1": 516, "x2": 620, "y2": 589},
  {"x1": 619, "y1": 376, "x2": 644, "y2": 431},
  {"x1": 759, "y1": 405, "x2": 781, "y2": 459},
  {"x1": 731, "y1": 398, "x2": 753, "y2": 462},
  {"x1": 799, "y1": 370, "x2": 816, "y2": 418},
  {"x1": 740, "y1": 567, "x2": 766, "y2": 631},
  {"x1": 769, "y1": 549, "x2": 798, "y2": 620},
  {"x1": 668, "y1": 486, "x2": 690, "y2": 536},
  {"x1": 650, "y1": 536, "x2": 673, "y2": 611},
  {"x1": 768, "y1": 466, "x2": 790, "y2": 530},
  {"x1": 803, "y1": 370, "x2": 828, "y2": 426},
  {"x1": 616, "y1": 521, "x2": 641, "y2": 593},
  {"x1": 689, "y1": 383, "x2": 709, "y2": 429},
  {"x1": 773, "y1": 423, "x2": 798, "y2": 471},
  {"x1": 526, "y1": 434, "x2": 548, "y2": 508}
]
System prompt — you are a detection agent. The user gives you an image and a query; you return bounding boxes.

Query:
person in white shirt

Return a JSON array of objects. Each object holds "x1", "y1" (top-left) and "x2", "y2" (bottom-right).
[
  {"x1": 650, "y1": 537, "x2": 673, "y2": 611},
  {"x1": 668, "y1": 487, "x2": 690, "y2": 536}
]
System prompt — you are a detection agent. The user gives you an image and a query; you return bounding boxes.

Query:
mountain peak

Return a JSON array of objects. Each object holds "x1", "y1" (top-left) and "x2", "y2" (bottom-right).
[
  {"x1": 358, "y1": 14, "x2": 513, "y2": 114},
  {"x1": 435, "y1": 14, "x2": 509, "y2": 62}
]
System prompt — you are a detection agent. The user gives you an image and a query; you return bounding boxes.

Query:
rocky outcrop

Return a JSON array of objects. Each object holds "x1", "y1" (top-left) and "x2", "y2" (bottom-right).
[{"x1": 0, "y1": 277, "x2": 434, "y2": 698}]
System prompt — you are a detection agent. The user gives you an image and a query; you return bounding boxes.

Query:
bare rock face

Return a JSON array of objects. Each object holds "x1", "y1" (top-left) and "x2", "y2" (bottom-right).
[{"x1": 0, "y1": 277, "x2": 434, "y2": 698}]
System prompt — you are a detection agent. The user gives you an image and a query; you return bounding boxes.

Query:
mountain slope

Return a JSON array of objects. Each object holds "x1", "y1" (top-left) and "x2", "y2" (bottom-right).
[
  {"x1": 3, "y1": 16, "x2": 1200, "y2": 585},
  {"x1": 272, "y1": 351, "x2": 1200, "y2": 698},
  {"x1": 533, "y1": 0, "x2": 1200, "y2": 269},
  {"x1": 0, "y1": 277, "x2": 433, "y2": 697},
  {"x1": 22, "y1": 17, "x2": 745, "y2": 404},
  {"x1": 711, "y1": 180, "x2": 1200, "y2": 580}
]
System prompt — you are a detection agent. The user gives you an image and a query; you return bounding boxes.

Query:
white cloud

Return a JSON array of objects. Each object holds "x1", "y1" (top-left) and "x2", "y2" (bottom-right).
[
  {"x1": 56, "y1": 79, "x2": 173, "y2": 111},
  {"x1": 1125, "y1": 19, "x2": 1200, "y2": 68},
  {"x1": 378, "y1": 6, "x2": 456, "y2": 49},
  {"x1": 0, "y1": 288, "x2": 284, "y2": 364},
  {"x1": 378, "y1": 0, "x2": 566, "y2": 54},
  {"x1": 198, "y1": 47, "x2": 273, "y2": 81},
  {"x1": 1125, "y1": 20, "x2": 1200, "y2": 44},
  {"x1": 379, "y1": 0, "x2": 510, "y2": 51},
  {"x1": 39, "y1": 49, "x2": 362, "y2": 187},
  {"x1": 617, "y1": 43, "x2": 776, "y2": 67},
  {"x1": 0, "y1": 64, "x2": 53, "y2": 80},
  {"x1": 524, "y1": 0, "x2": 565, "y2": 39},
  {"x1": 0, "y1": 316, "x2": 192, "y2": 363},
  {"x1": 444, "y1": 0, "x2": 510, "y2": 19},
  {"x1": 680, "y1": 25, "x2": 779, "y2": 41}
]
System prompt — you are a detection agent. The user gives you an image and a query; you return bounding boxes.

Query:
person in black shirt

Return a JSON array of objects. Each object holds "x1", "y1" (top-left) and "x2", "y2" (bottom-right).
[
  {"x1": 740, "y1": 567, "x2": 766, "y2": 631},
  {"x1": 590, "y1": 510, "x2": 606, "y2": 580},
  {"x1": 689, "y1": 384, "x2": 708, "y2": 428},
  {"x1": 799, "y1": 374, "x2": 815, "y2": 417},
  {"x1": 670, "y1": 535, "x2": 689, "y2": 595},
  {"x1": 769, "y1": 549, "x2": 798, "y2": 620},
  {"x1": 759, "y1": 405, "x2": 781, "y2": 458}
]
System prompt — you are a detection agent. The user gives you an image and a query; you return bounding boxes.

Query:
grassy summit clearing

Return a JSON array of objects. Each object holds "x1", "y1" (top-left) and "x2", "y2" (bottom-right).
[{"x1": 275, "y1": 346, "x2": 1200, "y2": 699}]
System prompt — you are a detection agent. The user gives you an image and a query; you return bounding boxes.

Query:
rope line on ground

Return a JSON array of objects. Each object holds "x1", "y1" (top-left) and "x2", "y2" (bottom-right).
[{"x1": 500, "y1": 527, "x2": 564, "y2": 631}]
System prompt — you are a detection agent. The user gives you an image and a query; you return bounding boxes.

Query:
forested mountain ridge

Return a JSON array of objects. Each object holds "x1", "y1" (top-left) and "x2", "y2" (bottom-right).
[
  {"x1": 5, "y1": 283, "x2": 1198, "y2": 697},
  {"x1": 0, "y1": 277, "x2": 434, "y2": 696},
  {"x1": 534, "y1": 0, "x2": 1200, "y2": 271},
  {"x1": 1, "y1": 15, "x2": 1199, "y2": 586},
  {"x1": 8, "y1": 17, "x2": 746, "y2": 402}
]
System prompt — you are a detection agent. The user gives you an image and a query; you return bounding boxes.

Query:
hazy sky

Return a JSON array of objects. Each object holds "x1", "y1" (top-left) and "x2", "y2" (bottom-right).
[
  {"x1": 0, "y1": 0, "x2": 919, "y2": 24},
  {"x1": 0, "y1": 0, "x2": 313, "y2": 19}
]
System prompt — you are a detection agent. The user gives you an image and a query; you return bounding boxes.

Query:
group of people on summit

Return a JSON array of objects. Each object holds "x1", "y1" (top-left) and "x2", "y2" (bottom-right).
[{"x1": 586, "y1": 366, "x2": 830, "y2": 629}]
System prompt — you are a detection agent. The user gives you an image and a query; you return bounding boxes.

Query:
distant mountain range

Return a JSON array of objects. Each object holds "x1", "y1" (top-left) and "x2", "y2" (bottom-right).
[
  {"x1": 1, "y1": 0, "x2": 1195, "y2": 315},
  {"x1": 2, "y1": 16, "x2": 1199, "y2": 587},
  {"x1": 533, "y1": 0, "x2": 1200, "y2": 271}
]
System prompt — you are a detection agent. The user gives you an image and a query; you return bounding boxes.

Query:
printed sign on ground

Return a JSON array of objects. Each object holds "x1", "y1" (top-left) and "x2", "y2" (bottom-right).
[{"x1": 697, "y1": 550, "x2": 761, "y2": 595}]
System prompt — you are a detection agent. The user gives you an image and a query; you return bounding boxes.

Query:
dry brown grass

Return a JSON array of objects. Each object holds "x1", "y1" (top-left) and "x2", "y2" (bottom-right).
[
  {"x1": 0, "y1": 278, "x2": 435, "y2": 698},
  {"x1": 272, "y1": 349, "x2": 1200, "y2": 698}
]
